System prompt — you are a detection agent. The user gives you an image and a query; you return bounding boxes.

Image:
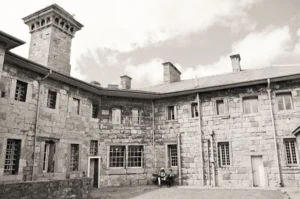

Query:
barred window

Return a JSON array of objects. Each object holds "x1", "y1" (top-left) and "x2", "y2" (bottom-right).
[
  {"x1": 4, "y1": 139, "x2": 21, "y2": 175},
  {"x1": 109, "y1": 146, "x2": 125, "y2": 168},
  {"x1": 216, "y1": 100, "x2": 225, "y2": 115},
  {"x1": 92, "y1": 104, "x2": 98, "y2": 118},
  {"x1": 70, "y1": 144, "x2": 79, "y2": 171},
  {"x1": 168, "y1": 145, "x2": 178, "y2": 167},
  {"x1": 243, "y1": 97, "x2": 258, "y2": 114},
  {"x1": 43, "y1": 141, "x2": 55, "y2": 173},
  {"x1": 277, "y1": 93, "x2": 293, "y2": 111},
  {"x1": 15, "y1": 80, "x2": 27, "y2": 102},
  {"x1": 132, "y1": 109, "x2": 140, "y2": 125},
  {"x1": 191, "y1": 103, "x2": 198, "y2": 118},
  {"x1": 284, "y1": 139, "x2": 298, "y2": 165},
  {"x1": 72, "y1": 98, "x2": 80, "y2": 115},
  {"x1": 128, "y1": 146, "x2": 143, "y2": 167},
  {"x1": 90, "y1": 140, "x2": 98, "y2": 155},
  {"x1": 167, "y1": 106, "x2": 176, "y2": 120},
  {"x1": 218, "y1": 142, "x2": 230, "y2": 167},
  {"x1": 47, "y1": 90, "x2": 57, "y2": 109}
]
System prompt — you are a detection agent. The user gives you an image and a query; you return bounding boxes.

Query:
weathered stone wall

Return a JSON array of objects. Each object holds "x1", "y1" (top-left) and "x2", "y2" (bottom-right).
[{"x1": 0, "y1": 178, "x2": 92, "y2": 199}]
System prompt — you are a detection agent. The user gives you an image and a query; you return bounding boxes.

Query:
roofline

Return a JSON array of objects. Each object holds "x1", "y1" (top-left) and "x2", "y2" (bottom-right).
[
  {"x1": 0, "y1": 30, "x2": 25, "y2": 50},
  {"x1": 5, "y1": 52, "x2": 300, "y2": 100},
  {"x1": 292, "y1": 126, "x2": 300, "y2": 136}
]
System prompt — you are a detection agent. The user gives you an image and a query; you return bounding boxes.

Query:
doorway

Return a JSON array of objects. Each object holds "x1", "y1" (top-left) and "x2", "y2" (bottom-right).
[
  {"x1": 251, "y1": 156, "x2": 265, "y2": 187},
  {"x1": 88, "y1": 156, "x2": 100, "y2": 188}
]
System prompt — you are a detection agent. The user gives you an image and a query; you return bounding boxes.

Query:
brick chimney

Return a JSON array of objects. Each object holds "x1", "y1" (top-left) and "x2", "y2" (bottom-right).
[
  {"x1": 23, "y1": 4, "x2": 83, "y2": 75},
  {"x1": 120, "y1": 75, "x2": 132, "y2": 89},
  {"x1": 230, "y1": 54, "x2": 241, "y2": 72},
  {"x1": 163, "y1": 62, "x2": 181, "y2": 83}
]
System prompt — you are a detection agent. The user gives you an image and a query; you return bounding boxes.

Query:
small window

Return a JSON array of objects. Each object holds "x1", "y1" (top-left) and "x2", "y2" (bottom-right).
[
  {"x1": 243, "y1": 97, "x2": 258, "y2": 114},
  {"x1": 128, "y1": 146, "x2": 143, "y2": 167},
  {"x1": 43, "y1": 141, "x2": 55, "y2": 173},
  {"x1": 112, "y1": 108, "x2": 121, "y2": 124},
  {"x1": 284, "y1": 139, "x2": 298, "y2": 165},
  {"x1": 70, "y1": 144, "x2": 79, "y2": 171},
  {"x1": 92, "y1": 104, "x2": 98, "y2": 118},
  {"x1": 167, "y1": 106, "x2": 176, "y2": 120},
  {"x1": 132, "y1": 109, "x2": 140, "y2": 125},
  {"x1": 1, "y1": 91, "x2": 5, "y2": 98},
  {"x1": 109, "y1": 146, "x2": 125, "y2": 168},
  {"x1": 218, "y1": 142, "x2": 230, "y2": 167},
  {"x1": 276, "y1": 93, "x2": 293, "y2": 111},
  {"x1": 216, "y1": 100, "x2": 225, "y2": 115},
  {"x1": 90, "y1": 140, "x2": 98, "y2": 155},
  {"x1": 72, "y1": 98, "x2": 80, "y2": 115},
  {"x1": 168, "y1": 145, "x2": 178, "y2": 167},
  {"x1": 15, "y1": 80, "x2": 27, "y2": 102},
  {"x1": 4, "y1": 139, "x2": 21, "y2": 175},
  {"x1": 191, "y1": 103, "x2": 199, "y2": 118},
  {"x1": 47, "y1": 90, "x2": 57, "y2": 109}
]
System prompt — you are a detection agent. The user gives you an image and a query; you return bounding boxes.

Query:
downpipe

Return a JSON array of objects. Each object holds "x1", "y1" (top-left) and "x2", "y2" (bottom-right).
[
  {"x1": 177, "y1": 132, "x2": 182, "y2": 186},
  {"x1": 210, "y1": 131, "x2": 216, "y2": 187}
]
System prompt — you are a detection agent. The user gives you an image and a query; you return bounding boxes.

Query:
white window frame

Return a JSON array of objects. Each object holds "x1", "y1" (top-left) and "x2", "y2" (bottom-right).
[
  {"x1": 243, "y1": 97, "x2": 258, "y2": 114},
  {"x1": 284, "y1": 138, "x2": 299, "y2": 166},
  {"x1": 276, "y1": 93, "x2": 293, "y2": 111},
  {"x1": 131, "y1": 109, "x2": 140, "y2": 125},
  {"x1": 112, "y1": 108, "x2": 121, "y2": 124},
  {"x1": 217, "y1": 142, "x2": 231, "y2": 167},
  {"x1": 165, "y1": 144, "x2": 178, "y2": 168}
]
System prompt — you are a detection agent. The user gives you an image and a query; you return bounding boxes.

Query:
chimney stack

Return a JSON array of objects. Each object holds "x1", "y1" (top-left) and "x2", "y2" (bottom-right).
[
  {"x1": 163, "y1": 62, "x2": 181, "y2": 83},
  {"x1": 230, "y1": 54, "x2": 241, "y2": 72},
  {"x1": 120, "y1": 75, "x2": 132, "y2": 89}
]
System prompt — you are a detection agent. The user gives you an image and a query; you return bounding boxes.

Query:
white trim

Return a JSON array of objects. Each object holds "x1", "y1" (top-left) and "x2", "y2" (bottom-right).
[{"x1": 87, "y1": 156, "x2": 101, "y2": 188}]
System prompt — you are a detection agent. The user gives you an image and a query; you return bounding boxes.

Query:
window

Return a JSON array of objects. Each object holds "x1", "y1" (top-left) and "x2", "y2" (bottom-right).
[
  {"x1": 131, "y1": 109, "x2": 140, "y2": 125},
  {"x1": 218, "y1": 142, "x2": 230, "y2": 167},
  {"x1": 112, "y1": 108, "x2": 121, "y2": 124},
  {"x1": 15, "y1": 80, "x2": 27, "y2": 102},
  {"x1": 167, "y1": 106, "x2": 176, "y2": 120},
  {"x1": 277, "y1": 93, "x2": 293, "y2": 111},
  {"x1": 47, "y1": 90, "x2": 57, "y2": 109},
  {"x1": 109, "y1": 146, "x2": 125, "y2": 168},
  {"x1": 92, "y1": 104, "x2": 98, "y2": 118},
  {"x1": 70, "y1": 144, "x2": 79, "y2": 171},
  {"x1": 284, "y1": 139, "x2": 298, "y2": 165},
  {"x1": 191, "y1": 103, "x2": 199, "y2": 118},
  {"x1": 216, "y1": 100, "x2": 225, "y2": 115},
  {"x1": 42, "y1": 141, "x2": 55, "y2": 173},
  {"x1": 90, "y1": 140, "x2": 98, "y2": 155},
  {"x1": 1, "y1": 91, "x2": 5, "y2": 98},
  {"x1": 4, "y1": 139, "x2": 21, "y2": 175},
  {"x1": 128, "y1": 146, "x2": 143, "y2": 167},
  {"x1": 72, "y1": 98, "x2": 80, "y2": 115},
  {"x1": 168, "y1": 145, "x2": 178, "y2": 167},
  {"x1": 243, "y1": 97, "x2": 258, "y2": 114}
]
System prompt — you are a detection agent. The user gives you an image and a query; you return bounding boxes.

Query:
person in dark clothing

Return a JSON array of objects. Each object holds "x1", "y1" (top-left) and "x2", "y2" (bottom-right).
[
  {"x1": 158, "y1": 168, "x2": 166, "y2": 186},
  {"x1": 167, "y1": 168, "x2": 175, "y2": 187}
]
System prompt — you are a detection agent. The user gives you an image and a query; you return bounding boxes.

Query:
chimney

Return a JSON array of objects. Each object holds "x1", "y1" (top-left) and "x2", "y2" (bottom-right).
[
  {"x1": 230, "y1": 54, "x2": 241, "y2": 72},
  {"x1": 107, "y1": 84, "x2": 118, "y2": 89},
  {"x1": 22, "y1": 4, "x2": 83, "y2": 75},
  {"x1": 120, "y1": 75, "x2": 132, "y2": 89},
  {"x1": 163, "y1": 62, "x2": 181, "y2": 83}
]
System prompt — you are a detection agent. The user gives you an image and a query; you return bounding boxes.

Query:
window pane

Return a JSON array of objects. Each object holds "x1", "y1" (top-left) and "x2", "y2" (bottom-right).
[
  {"x1": 284, "y1": 95, "x2": 292, "y2": 110},
  {"x1": 112, "y1": 108, "x2": 121, "y2": 124},
  {"x1": 47, "y1": 91, "x2": 57, "y2": 109},
  {"x1": 128, "y1": 146, "x2": 143, "y2": 167},
  {"x1": 132, "y1": 109, "x2": 139, "y2": 125},
  {"x1": 191, "y1": 103, "x2": 198, "y2": 118},
  {"x1": 15, "y1": 80, "x2": 27, "y2": 102},
  {"x1": 218, "y1": 142, "x2": 230, "y2": 167},
  {"x1": 251, "y1": 99, "x2": 258, "y2": 113},
  {"x1": 109, "y1": 146, "x2": 125, "y2": 167},
  {"x1": 168, "y1": 106, "x2": 175, "y2": 120},
  {"x1": 168, "y1": 145, "x2": 178, "y2": 167},
  {"x1": 285, "y1": 139, "x2": 297, "y2": 165},
  {"x1": 4, "y1": 139, "x2": 21, "y2": 175},
  {"x1": 217, "y1": 100, "x2": 224, "y2": 115},
  {"x1": 90, "y1": 140, "x2": 98, "y2": 155},
  {"x1": 92, "y1": 104, "x2": 98, "y2": 118},
  {"x1": 70, "y1": 144, "x2": 79, "y2": 171},
  {"x1": 244, "y1": 100, "x2": 251, "y2": 114}
]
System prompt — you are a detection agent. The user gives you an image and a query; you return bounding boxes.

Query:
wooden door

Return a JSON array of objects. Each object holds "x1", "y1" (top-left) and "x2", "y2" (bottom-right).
[{"x1": 251, "y1": 156, "x2": 265, "y2": 187}]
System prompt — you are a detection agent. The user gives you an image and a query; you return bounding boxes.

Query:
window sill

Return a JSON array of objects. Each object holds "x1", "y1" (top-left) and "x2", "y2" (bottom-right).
[{"x1": 212, "y1": 114, "x2": 230, "y2": 119}]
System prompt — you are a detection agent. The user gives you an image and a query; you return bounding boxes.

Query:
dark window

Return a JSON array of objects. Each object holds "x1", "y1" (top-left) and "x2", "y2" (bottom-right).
[
  {"x1": 4, "y1": 139, "x2": 21, "y2": 175},
  {"x1": 1, "y1": 91, "x2": 5, "y2": 98},
  {"x1": 43, "y1": 141, "x2": 55, "y2": 173},
  {"x1": 47, "y1": 90, "x2": 57, "y2": 109},
  {"x1": 243, "y1": 97, "x2": 258, "y2": 114},
  {"x1": 168, "y1": 145, "x2": 178, "y2": 167},
  {"x1": 109, "y1": 146, "x2": 125, "y2": 168},
  {"x1": 277, "y1": 93, "x2": 293, "y2": 111},
  {"x1": 128, "y1": 146, "x2": 143, "y2": 167},
  {"x1": 72, "y1": 98, "x2": 80, "y2": 115},
  {"x1": 167, "y1": 106, "x2": 176, "y2": 120},
  {"x1": 191, "y1": 103, "x2": 199, "y2": 118},
  {"x1": 218, "y1": 142, "x2": 230, "y2": 167},
  {"x1": 284, "y1": 139, "x2": 298, "y2": 165},
  {"x1": 216, "y1": 100, "x2": 225, "y2": 115},
  {"x1": 70, "y1": 144, "x2": 79, "y2": 171},
  {"x1": 90, "y1": 140, "x2": 98, "y2": 155},
  {"x1": 92, "y1": 104, "x2": 98, "y2": 118},
  {"x1": 15, "y1": 80, "x2": 27, "y2": 102},
  {"x1": 132, "y1": 109, "x2": 140, "y2": 125}
]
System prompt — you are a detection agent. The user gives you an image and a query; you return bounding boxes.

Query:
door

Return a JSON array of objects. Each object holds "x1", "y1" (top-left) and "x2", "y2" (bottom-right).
[
  {"x1": 251, "y1": 156, "x2": 265, "y2": 187},
  {"x1": 93, "y1": 159, "x2": 99, "y2": 188},
  {"x1": 89, "y1": 158, "x2": 100, "y2": 188}
]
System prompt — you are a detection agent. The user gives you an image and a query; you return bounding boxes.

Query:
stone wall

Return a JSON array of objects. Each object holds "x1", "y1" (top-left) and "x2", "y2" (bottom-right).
[{"x1": 0, "y1": 178, "x2": 92, "y2": 199}]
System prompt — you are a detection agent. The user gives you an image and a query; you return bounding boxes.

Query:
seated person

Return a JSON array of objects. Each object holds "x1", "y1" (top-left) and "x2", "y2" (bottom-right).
[
  {"x1": 167, "y1": 168, "x2": 175, "y2": 187},
  {"x1": 158, "y1": 168, "x2": 166, "y2": 186}
]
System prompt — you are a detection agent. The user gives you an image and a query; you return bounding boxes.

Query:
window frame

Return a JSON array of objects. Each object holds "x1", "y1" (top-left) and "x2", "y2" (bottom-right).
[
  {"x1": 42, "y1": 141, "x2": 56, "y2": 173},
  {"x1": 92, "y1": 103, "x2": 99, "y2": 119},
  {"x1": 4, "y1": 139, "x2": 21, "y2": 175},
  {"x1": 131, "y1": 108, "x2": 141, "y2": 125},
  {"x1": 112, "y1": 107, "x2": 122, "y2": 124},
  {"x1": 127, "y1": 145, "x2": 144, "y2": 168},
  {"x1": 167, "y1": 105, "x2": 177, "y2": 121},
  {"x1": 284, "y1": 138, "x2": 299, "y2": 166},
  {"x1": 72, "y1": 98, "x2": 80, "y2": 115},
  {"x1": 46, "y1": 90, "x2": 57, "y2": 109},
  {"x1": 217, "y1": 141, "x2": 232, "y2": 167},
  {"x1": 190, "y1": 102, "x2": 199, "y2": 118},
  {"x1": 165, "y1": 144, "x2": 178, "y2": 168},
  {"x1": 242, "y1": 96, "x2": 259, "y2": 114},
  {"x1": 276, "y1": 92, "x2": 293, "y2": 111},
  {"x1": 70, "y1": 144, "x2": 80, "y2": 172},
  {"x1": 90, "y1": 140, "x2": 98, "y2": 156},
  {"x1": 216, "y1": 100, "x2": 225, "y2": 115},
  {"x1": 14, "y1": 80, "x2": 28, "y2": 102}
]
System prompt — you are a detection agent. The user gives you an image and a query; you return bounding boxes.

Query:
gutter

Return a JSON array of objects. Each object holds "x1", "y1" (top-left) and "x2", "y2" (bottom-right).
[
  {"x1": 32, "y1": 69, "x2": 52, "y2": 180},
  {"x1": 266, "y1": 78, "x2": 282, "y2": 187}
]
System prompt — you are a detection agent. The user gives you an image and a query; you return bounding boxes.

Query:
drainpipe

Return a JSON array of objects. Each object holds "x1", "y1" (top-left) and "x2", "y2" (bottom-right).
[
  {"x1": 196, "y1": 93, "x2": 205, "y2": 186},
  {"x1": 207, "y1": 139, "x2": 211, "y2": 186},
  {"x1": 151, "y1": 100, "x2": 155, "y2": 170},
  {"x1": 177, "y1": 133, "x2": 182, "y2": 185},
  {"x1": 210, "y1": 131, "x2": 216, "y2": 186},
  {"x1": 267, "y1": 78, "x2": 282, "y2": 187},
  {"x1": 32, "y1": 70, "x2": 52, "y2": 181}
]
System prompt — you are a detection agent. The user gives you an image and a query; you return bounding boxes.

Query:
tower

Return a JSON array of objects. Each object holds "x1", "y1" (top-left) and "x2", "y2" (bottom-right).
[{"x1": 23, "y1": 4, "x2": 83, "y2": 75}]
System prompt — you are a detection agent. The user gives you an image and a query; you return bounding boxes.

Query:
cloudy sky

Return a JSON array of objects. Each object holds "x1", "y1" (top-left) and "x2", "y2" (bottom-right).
[{"x1": 1, "y1": 0, "x2": 300, "y2": 88}]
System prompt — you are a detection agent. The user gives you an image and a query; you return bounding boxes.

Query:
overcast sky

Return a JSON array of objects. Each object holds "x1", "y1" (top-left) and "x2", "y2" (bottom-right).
[{"x1": 1, "y1": 0, "x2": 300, "y2": 88}]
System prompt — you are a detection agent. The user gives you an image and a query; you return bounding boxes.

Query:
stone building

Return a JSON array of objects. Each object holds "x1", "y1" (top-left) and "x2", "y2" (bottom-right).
[{"x1": 1, "y1": 4, "x2": 300, "y2": 188}]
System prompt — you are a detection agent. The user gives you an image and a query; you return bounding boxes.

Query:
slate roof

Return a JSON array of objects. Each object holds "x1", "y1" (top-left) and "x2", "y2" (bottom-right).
[{"x1": 141, "y1": 65, "x2": 300, "y2": 93}]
